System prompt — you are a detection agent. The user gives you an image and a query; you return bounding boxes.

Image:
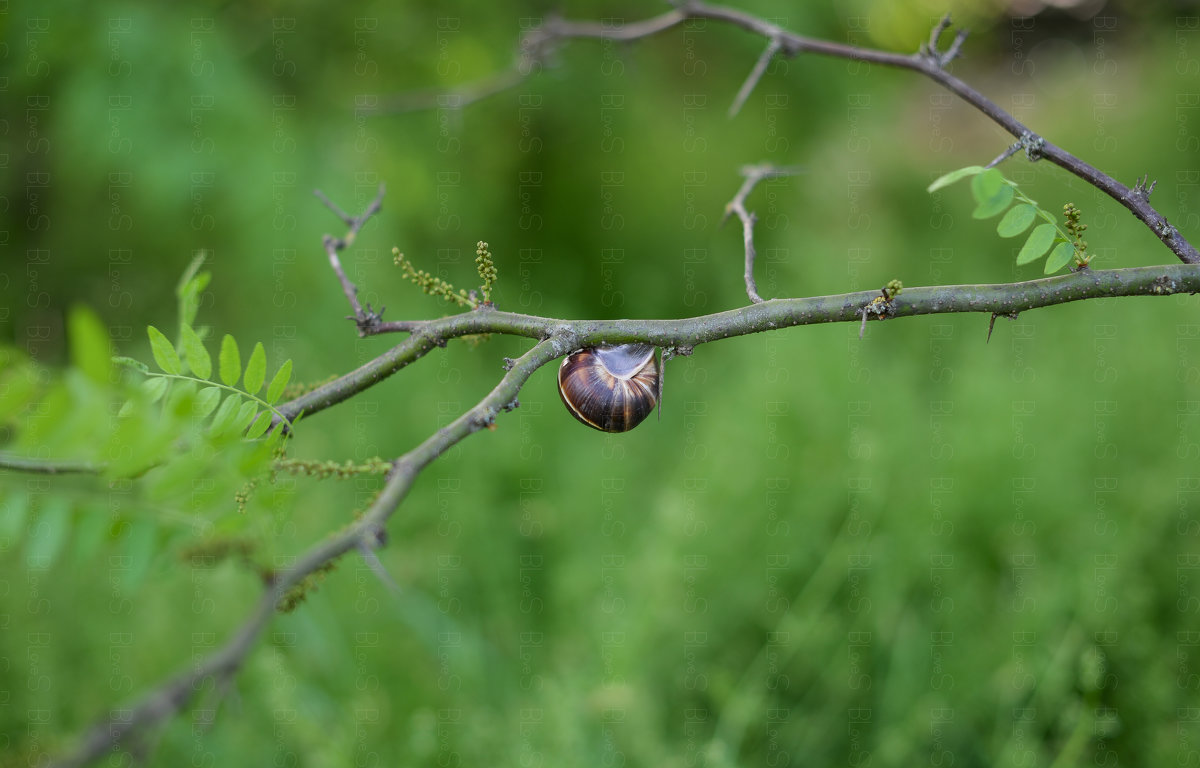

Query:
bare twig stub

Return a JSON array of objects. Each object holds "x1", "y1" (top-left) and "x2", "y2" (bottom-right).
[
  {"x1": 314, "y1": 184, "x2": 387, "y2": 334},
  {"x1": 723, "y1": 164, "x2": 801, "y2": 303},
  {"x1": 729, "y1": 37, "x2": 783, "y2": 118}
]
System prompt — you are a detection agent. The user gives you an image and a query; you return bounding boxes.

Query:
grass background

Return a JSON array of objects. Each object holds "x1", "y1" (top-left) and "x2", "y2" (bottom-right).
[{"x1": 3, "y1": 0, "x2": 1200, "y2": 765}]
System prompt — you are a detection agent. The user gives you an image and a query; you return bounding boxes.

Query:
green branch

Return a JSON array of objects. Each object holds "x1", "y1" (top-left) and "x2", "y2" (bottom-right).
[
  {"x1": 279, "y1": 263, "x2": 1200, "y2": 424},
  {"x1": 0, "y1": 455, "x2": 103, "y2": 475}
]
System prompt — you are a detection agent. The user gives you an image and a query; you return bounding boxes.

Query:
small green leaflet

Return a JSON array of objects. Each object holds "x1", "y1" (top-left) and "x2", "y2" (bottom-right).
[
  {"x1": 246, "y1": 411, "x2": 273, "y2": 439},
  {"x1": 69, "y1": 305, "x2": 113, "y2": 384},
  {"x1": 927, "y1": 165, "x2": 985, "y2": 193},
  {"x1": 1017, "y1": 223, "x2": 1058, "y2": 265},
  {"x1": 195, "y1": 386, "x2": 222, "y2": 418},
  {"x1": 266, "y1": 359, "x2": 293, "y2": 404},
  {"x1": 181, "y1": 324, "x2": 212, "y2": 380},
  {"x1": 219, "y1": 335, "x2": 241, "y2": 386},
  {"x1": 244, "y1": 342, "x2": 266, "y2": 394},
  {"x1": 209, "y1": 394, "x2": 242, "y2": 435},
  {"x1": 147, "y1": 326, "x2": 181, "y2": 375},
  {"x1": 997, "y1": 204, "x2": 1037, "y2": 238},
  {"x1": 1044, "y1": 242, "x2": 1077, "y2": 274},
  {"x1": 142, "y1": 377, "x2": 169, "y2": 403}
]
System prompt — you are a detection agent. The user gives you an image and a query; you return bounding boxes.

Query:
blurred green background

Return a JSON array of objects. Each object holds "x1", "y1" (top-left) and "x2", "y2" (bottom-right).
[{"x1": 4, "y1": 0, "x2": 1200, "y2": 765}]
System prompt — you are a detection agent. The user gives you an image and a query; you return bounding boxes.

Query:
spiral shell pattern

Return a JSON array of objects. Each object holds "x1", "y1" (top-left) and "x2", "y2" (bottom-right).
[{"x1": 558, "y1": 344, "x2": 659, "y2": 433}]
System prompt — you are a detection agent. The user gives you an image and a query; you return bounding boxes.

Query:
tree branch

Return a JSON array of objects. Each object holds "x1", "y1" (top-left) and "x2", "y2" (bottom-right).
[
  {"x1": 313, "y1": 184, "x2": 388, "y2": 334},
  {"x1": 0, "y1": 455, "x2": 102, "y2": 474},
  {"x1": 273, "y1": 262, "x2": 1200, "y2": 428},
  {"x1": 721, "y1": 164, "x2": 800, "y2": 303},
  {"x1": 408, "y1": 0, "x2": 1198, "y2": 266}
]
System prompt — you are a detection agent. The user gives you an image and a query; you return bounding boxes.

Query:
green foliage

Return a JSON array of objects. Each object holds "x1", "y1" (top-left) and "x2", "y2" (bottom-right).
[
  {"x1": 3, "y1": 6, "x2": 1195, "y2": 767},
  {"x1": 928, "y1": 166, "x2": 1091, "y2": 273},
  {"x1": 1, "y1": 260, "x2": 297, "y2": 598}
]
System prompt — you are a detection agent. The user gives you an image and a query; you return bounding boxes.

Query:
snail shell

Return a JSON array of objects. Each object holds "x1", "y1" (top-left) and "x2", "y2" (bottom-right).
[{"x1": 558, "y1": 344, "x2": 659, "y2": 433}]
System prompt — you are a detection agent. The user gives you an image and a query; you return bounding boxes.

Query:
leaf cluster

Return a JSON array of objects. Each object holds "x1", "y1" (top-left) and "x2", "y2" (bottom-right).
[
  {"x1": 0, "y1": 259, "x2": 295, "y2": 588},
  {"x1": 928, "y1": 166, "x2": 1090, "y2": 273}
]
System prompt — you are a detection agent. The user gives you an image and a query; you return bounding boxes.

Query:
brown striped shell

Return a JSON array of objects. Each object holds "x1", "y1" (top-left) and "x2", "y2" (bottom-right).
[{"x1": 557, "y1": 344, "x2": 659, "y2": 433}]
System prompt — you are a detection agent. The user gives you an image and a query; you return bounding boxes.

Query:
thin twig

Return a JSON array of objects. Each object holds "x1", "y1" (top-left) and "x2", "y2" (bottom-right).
[
  {"x1": 314, "y1": 184, "x2": 388, "y2": 333},
  {"x1": 375, "y1": 69, "x2": 528, "y2": 114},
  {"x1": 0, "y1": 455, "x2": 102, "y2": 474},
  {"x1": 729, "y1": 37, "x2": 782, "y2": 117},
  {"x1": 722, "y1": 164, "x2": 800, "y2": 303},
  {"x1": 392, "y1": 1, "x2": 1199, "y2": 266}
]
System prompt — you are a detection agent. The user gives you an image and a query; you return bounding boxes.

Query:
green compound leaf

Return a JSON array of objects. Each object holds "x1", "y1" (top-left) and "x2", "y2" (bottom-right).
[
  {"x1": 972, "y1": 183, "x2": 1014, "y2": 220},
  {"x1": 244, "y1": 342, "x2": 266, "y2": 394},
  {"x1": 266, "y1": 359, "x2": 293, "y2": 405},
  {"x1": 181, "y1": 324, "x2": 212, "y2": 380},
  {"x1": 69, "y1": 305, "x2": 113, "y2": 384},
  {"x1": 927, "y1": 165, "x2": 985, "y2": 193},
  {"x1": 1016, "y1": 223, "x2": 1058, "y2": 265},
  {"x1": 147, "y1": 325, "x2": 181, "y2": 375},
  {"x1": 1044, "y1": 241, "x2": 1077, "y2": 274},
  {"x1": 997, "y1": 204, "x2": 1037, "y2": 238},
  {"x1": 219, "y1": 335, "x2": 241, "y2": 387}
]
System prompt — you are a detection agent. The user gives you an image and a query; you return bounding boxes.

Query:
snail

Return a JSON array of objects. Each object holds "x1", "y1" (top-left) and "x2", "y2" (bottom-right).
[{"x1": 558, "y1": 344, "x2": 660, "y2": 432}]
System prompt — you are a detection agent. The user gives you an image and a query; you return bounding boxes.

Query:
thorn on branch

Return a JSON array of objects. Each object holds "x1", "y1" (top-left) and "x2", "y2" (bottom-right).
[
  {"x1": 357, "y1": 540, "x2": 399, "y2": 594},
  {"x1": 346, "y1": 303, "x2": 387, "y2": 337},
  {"x1": 986, "y1": 311, "x2": 1019, "y2": 343},
  {"x1": 986, "y1": 141, "x2": 1023, "y2": 169},
  {"x1": 928, "y1": 13, "x2": 952, "y2": 50},
  {"x1": 987, "y1": 133, "x2": 1045, "y2": 167},
  {"x1": 729, "y1": 37, "x2": 783, "y2": 118}
]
